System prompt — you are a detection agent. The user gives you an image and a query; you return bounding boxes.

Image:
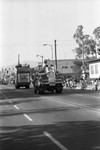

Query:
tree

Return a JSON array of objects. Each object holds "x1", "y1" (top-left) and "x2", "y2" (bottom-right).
[
  {"x1": 73, "y1": 25, "x2": 96, "y2": 59},
  {"x1": 93, "y1": 26, "x2": 100, "y2": 55},
  {"x1": 73, "y1": 25, "x2": 97, "y2": 75},
  {"x1": 72, "y1": 59, "x2": 82, "y2": 74},
  {"x1": 93, "y1": 26, "x2": 100, "y2": 41}
]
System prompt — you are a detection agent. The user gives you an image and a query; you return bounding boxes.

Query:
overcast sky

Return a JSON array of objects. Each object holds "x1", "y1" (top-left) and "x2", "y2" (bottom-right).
[{"x1": 0, "y1": 0, "x2": 100, "y2": 68}]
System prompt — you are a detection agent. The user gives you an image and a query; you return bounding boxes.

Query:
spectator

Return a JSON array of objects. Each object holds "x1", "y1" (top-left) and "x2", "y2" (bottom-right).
[{"x1": 94, "y1": 79, "x2": 98, "y2": 91}]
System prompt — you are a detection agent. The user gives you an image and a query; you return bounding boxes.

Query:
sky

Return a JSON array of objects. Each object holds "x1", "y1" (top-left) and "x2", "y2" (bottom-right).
[{"x1": 0, "y1": 0, "x2": 100, "y2": 69}]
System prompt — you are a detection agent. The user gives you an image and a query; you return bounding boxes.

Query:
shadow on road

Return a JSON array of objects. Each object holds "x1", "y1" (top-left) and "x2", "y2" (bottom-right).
[
  {"x1": 0, "y1": 121, "x2": 100, "y2": 150},
  {"x1": 0, "y1": 88, "x2": 100, "y2": 100}
]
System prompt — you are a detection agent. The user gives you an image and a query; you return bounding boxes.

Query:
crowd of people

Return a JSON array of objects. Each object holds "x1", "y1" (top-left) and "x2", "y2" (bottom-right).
[
  {"x1": 63, "y1": 78, "x2": 77, "y2": 89},
  {"x1": 62, "y1": 76, "x2": 100, "y2": 91}
]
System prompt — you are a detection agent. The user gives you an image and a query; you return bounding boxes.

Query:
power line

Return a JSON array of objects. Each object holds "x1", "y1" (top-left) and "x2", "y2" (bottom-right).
[{"x1": 0, "y1": 39, "x2": 75, "y2": 47}]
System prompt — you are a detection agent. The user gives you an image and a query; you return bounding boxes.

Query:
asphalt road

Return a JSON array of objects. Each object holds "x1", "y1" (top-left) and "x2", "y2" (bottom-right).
[{"x1": 0, "y1": 84, "x2": 100, "y2": 150}]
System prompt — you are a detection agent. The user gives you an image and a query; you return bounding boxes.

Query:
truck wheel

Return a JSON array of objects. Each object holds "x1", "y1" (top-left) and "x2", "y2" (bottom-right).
[
  {"x1": 15, "y1": 85, "x2": 19, "y2": 89},
  {"x1": 56, "y1": 88, "x2": 62, "y2": 93},
  {"x1": 51, "y1": 89, "x2": 54, "y2": 93},
  {"x1": 34, "y1": 87, "x2": 37, "y2": 93},
  {"x1": 56, "y1": 90, "x2": 62, "y2": 94},
  {"x1": 26, "y1": 85, "x2": 29, "y2": 89},
  {"x1": 38, "y1": 89, "x2": 44, "y2": 94}
]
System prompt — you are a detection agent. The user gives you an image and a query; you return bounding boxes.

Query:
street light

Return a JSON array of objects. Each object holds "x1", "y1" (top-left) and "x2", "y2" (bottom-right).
[
  {"x1": 37, "y1": 55, "x2": 44, "y2": 66},
  {"x1": 43, "y1": 44, "x2": 53, "y2": 60}
]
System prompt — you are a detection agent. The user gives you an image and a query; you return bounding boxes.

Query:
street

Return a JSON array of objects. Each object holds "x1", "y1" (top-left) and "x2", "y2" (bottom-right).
[{"x1": 0, "y1": 84, "x2": 100, "y2": 150}]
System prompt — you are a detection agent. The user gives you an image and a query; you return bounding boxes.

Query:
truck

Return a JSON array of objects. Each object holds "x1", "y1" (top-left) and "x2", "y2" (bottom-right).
[
  {"x1": 15, "y1": 64, "x2": 31, "y2": 89},
  {"x1": 33, "y1": 67, "x2": 63, "y2": 94}
]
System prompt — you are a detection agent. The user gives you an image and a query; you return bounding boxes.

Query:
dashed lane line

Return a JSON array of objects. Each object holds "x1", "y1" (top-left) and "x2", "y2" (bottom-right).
[
  {"x1": 14, "y1": 105, "x2": 19, "y2": 110},
  {"x1": 43, "y1": 131, "x2": 68, "y2": 150},
  {"x1": 23, "y1": 114, "x2": 33, "y2": 121},
  {"x1": 12, "y1": 98, "x2": 69, "y2": 150}
]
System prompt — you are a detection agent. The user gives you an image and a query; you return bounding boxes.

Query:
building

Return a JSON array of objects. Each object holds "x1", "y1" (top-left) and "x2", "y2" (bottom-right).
[
  {"x1": 47, "y1": 59, "x2": 74, "y2": 74},
  {"x1": 89, "y1": 58, "x2": 100, "y2": 79}
]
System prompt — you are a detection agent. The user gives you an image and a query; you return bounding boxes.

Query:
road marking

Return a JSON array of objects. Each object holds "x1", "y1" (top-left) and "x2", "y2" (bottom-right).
[
  {"x1": 92, "y1": 146, "x2": 100, "y2": 149},
  {"x1": 42, "y1": 96, "x2": 81, "y2": 108},
  {"x1": 43, "y1": 131, "x2": 68, "y2": 150},
  {"x1": 93, "y1": 96, "x2": 100, "y2": 99},
  {"x1": 41, "y1": 96, "x2": 100, "y2": 113},
  {"x1": 75, "y1": 94, "x2": 100, "y2": 99},
  {"x1": 42, "y1": 96, "x2": 77, "y2": 107},
  {"x1": 23, "y1": 114, "x2": 33, "y2": 121},
  {"x1": 14, "y1": 105, "x2": 19, "y2": 109}
]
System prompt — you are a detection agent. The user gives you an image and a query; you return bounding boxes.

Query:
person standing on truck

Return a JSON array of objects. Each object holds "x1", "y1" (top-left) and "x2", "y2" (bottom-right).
[
  {"x1": 50, "y1": 64, "x2": 55, "y2": 72},
  {"x1": 40, "y1": 59, "x2": 48, "y2": 73},
  {"x1": 45, "y1": 65, "x2": 49, "y2": 73}
]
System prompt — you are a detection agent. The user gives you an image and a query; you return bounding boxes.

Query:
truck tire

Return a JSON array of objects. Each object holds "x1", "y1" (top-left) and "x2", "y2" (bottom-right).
[
  {"x1": 56, "y1": 90, "x2": 62, "y2": 93},
  {"x1": 51, "y1": 89, "x2": 54, "y2": 93},
  {"x1": 34, "y1": 87, "x2": 37, "y2": 93},
  {"x1": 38, "y1": 89, "x2": 44, "y2": 94},
  {"x1": 15, "y1": 85, "x2": 19, "y2": 89},
  {"x1": 56, "y1": 87, "x2": 62, "y2": 93},
  {"x1": 26, "y1": 85, "x2": 29, "y2": 89}
]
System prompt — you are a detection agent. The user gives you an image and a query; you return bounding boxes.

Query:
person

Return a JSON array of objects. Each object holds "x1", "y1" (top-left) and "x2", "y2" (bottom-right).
[
  {"x1": 50, "y1": 64, "x2": 55, "y2": 72},
  {"x1": 47, "y1": 66, "x2": 55, "y2": 79},
  {"x1": 40, "y1": 59, "x2": 48, "y2": 73},
  {"x1": 45, "y1": 65, "x2": 49, "y2": 73},
  {"x1": 94, "y1": 79, "x2": 98, "y2": 91}
]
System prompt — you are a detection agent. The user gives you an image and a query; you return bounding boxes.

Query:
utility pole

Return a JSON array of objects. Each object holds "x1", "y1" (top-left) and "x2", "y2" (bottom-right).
[
  {"x1": 37, "y1": 55, "x2": 44, "y2": 66},
  {"x1": 18, "y1": 54, "x2": 20, "y2": 65},
  {"x1": 55, "y1": 40, "x2": 57, "y2": 71}
]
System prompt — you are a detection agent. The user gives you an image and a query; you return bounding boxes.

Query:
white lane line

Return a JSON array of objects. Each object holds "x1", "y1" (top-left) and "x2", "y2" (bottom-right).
[
  {"x1": 43, "y1": 96, "x2": 100, "y2": 112},
  {"x1": 75, "y1": 94, "x2": 100, "y2": 99},
  {"x1": 14, "y1": 105, "x2": 19, "y2": 109},
  {"x1": 43, "y1": 131, "x2": 68, "y2": 150},
  {"x1": 23, "y1": 114, "x2": 33, "y2": 121},
  {"x1": 93, "y1": 97, "x2": 100, "y2": 99},
  {"x1": 13, "y1": 105, "x2": 33, "y2": 121},
  {"x1": 42, "y1": 96, "x2": 81, "y2": 108},
  {"x1": 42, "y1": 97, "x2": 77, "y2": 107}
]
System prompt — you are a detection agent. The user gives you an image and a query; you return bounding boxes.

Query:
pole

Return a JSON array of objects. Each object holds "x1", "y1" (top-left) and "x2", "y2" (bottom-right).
[
  {"x1": 55, "y1": 40, "x2": 57, "y2": 71},
  {"x1": 43, "y1": 44, "x2": 53, "y2": 60},
  {"x1": 18, "y1": 54, "x2": 20, "y2": 65},
  {"x1": 37, "y1": 55, "x2": 43, "y2": 66},
  {"x1": 51, "y1": 45, "x2": 53, "y2": 60},
  {"x1": 42, "y1": 56, "x2": 43, "y2": 66}
]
